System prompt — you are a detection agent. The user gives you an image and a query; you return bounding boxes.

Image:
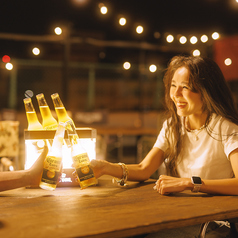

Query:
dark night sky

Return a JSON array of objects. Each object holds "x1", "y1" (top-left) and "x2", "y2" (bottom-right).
[{"x1": 0, "y1": 0, "x2": 238, "y2": 59}]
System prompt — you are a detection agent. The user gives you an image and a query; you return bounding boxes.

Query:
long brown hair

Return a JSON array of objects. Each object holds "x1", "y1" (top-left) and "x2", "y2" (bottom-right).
[{"x1": 163, "y1": 56, "x2": 238, "y2": 176}]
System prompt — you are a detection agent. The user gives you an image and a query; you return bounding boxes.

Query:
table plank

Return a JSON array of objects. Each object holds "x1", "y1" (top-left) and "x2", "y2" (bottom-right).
[{"x1": 0, "y1": 176, "x2": 238, "y2": 238}]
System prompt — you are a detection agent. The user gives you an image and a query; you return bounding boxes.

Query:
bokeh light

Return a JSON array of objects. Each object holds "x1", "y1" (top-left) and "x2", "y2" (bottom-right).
[
  {"x1": 166, "y1": 34, "x2": 174, "y2": 43},
  {"x1": 32, "y1": 47, "x2": 40, "y2": 56},
  {"x1": 192, "y1": 49, "x2": 200, "y2": 56},
  {"x1": 100, "y1": 6, "x2": 108, "y2": 15},
  {"x1": 2, "y1": 55, "x2": 11, "y2": 63},
  {"x1": 179, "y1": 36, "x2": 187, "y2": 44},
  {"x1": 136, "y1": 25, "x2": 143, "y2": 34},
  {"x1": 123, "y1": 62, "x2": 131, "y2": 70},
  {"x1": 54, "y1": 27, "x2": 62, "y2": 35},
  {"x1": 224, "y1": 58, "x2": 232, "y2": 66},
  {"x1": 190, "y1": 36, "x2": 198, "y2": 44},
  {"x1": 5, "y1": 62, "x2": 13, "y2": 70},
  {"x1": 212, "y1": 32, "x2": 220, "y2": 40},
  {"x1": 149, "y1": 64, "x2": 157, "y2": 73},
  {"x1": 119, "y1": 17, "x2": 126, "y2": 26},
  {"x1": 200, "y1": 34, "x2": 208, "y2": 43}
]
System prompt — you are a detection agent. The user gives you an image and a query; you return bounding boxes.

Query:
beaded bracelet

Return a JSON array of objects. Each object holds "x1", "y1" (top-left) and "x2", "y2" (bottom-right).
[{"x1": 112, "y1": 162, "x2": 129, "y2": 186}]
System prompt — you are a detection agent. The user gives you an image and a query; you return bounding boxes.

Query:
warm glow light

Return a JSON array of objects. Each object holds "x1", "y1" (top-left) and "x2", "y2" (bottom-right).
[
  {"x1": 179, "y1": 36, "x2": 187, "y2": 44},
  {"x1": 190, "y1": 36, "x2": 198, "y2": 44},
  {"x1": 193, "y1": 49, "x2": 200, "y2": 56},
  {"x1": 5, "y1": 62, "x2": 13, "y2": 70},
  {"x1": 136, "y1": 25, "x2": 143, "y2": 34},
  {"x1": 32, "y1": 47, "x2": 40, "y2": 56},
  {"x1": 224, "y1": 58, "x2": 232, "y2": 66},
  {"x1": 25, "y1": 138, "x2": 96, "y2": 170},
  {"x1": 2, "y1": 55, "x2": 11, "y2": 63},
  {"x1": 119, "y1": 17, "x2": 126, "y2": 26},
  {"x1": 149, "y1": 64, "x2": 157, "y2": 73},
  {"x1": 123, "y1": 61, "x2": 131, "y2": 70},
  {"x1": 166, "y1": 34, "x2": 174, "y2": 43},
  {"x1": 212, "y1": 32, "x2": 220, "y2": 40},
  {"x1": 100, "y1": 6, "x2": 108, "y2": 14},
  {"x1": 54, "y1": 27, "x2": 62, "y2": 35},
  {"x1": 201, "y1": 34, "x2": 208, "y2": 43}
]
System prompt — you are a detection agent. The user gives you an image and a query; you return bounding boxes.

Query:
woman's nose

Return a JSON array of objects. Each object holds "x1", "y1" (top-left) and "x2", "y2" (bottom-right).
[{"x1": 173, "y1": 87, "x2": 182, "y2": 97}]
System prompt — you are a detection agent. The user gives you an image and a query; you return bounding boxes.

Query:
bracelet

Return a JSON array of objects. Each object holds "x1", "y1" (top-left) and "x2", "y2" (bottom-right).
[{"x1": 112, "y1": 163, "x2": 129, "y2": 186}]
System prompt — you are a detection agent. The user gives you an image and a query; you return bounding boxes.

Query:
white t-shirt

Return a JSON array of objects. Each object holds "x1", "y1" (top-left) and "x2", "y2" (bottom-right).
[{"x1": 153, "y1": 114, "x2": 238, "y2": 179}]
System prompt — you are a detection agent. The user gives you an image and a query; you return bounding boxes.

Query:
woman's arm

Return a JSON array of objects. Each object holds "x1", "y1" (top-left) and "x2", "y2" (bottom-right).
[
  {"x1": 91, "y1": 147, "x2": 165, "y2": 182},
  {"x1": 0, "y1": 146, "x2": 48, "y2": 192},
  {"x1": 155, "y1": 148, "x2": 238, "y2": 196}
]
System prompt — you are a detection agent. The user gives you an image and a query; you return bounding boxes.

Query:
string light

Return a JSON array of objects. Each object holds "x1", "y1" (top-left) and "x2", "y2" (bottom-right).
[
  {"x1": 32, "y1": 47, "x2": 40, "y2": 56},
  {"x1": 123, "y1": 62, "x2": 131, "y2": 70},
  {"x1": 149, "y1": 64, "x2": 157, "y2": 73},
  {"x1": 200, "y1": 34, "x2": 208, "y2": 43},
  {"x1": 224, "y1": 58, "x2": 232, "y2": 66},
  {"x1": 179, "y1": 36, "x2": 187, "y2": 44},
  {"x1": 5, "y1": 62, "x2": 13, "y2": 70},
  {"x1": 54, "y1": 27, "x2": 62, "y2": 35},
  {"x1": 136, "y1": 25, "x2": 143, "y2": 34},
  {"x1": 100, "y1": 5, "x2": 108, "y2": 15},
  {"x1": 166, "y1": 34, "x2": 174, "y2": 43},
  {"x1": 119, "y1": 17, "x2": 126, "y2": 26},
  {"x1": 190, "y1": 36, "x2": 198, "y2": 44},
  {"x1": 212, "y1": 32, "x2": 220, "y2": 40},
  {"x1": 192, "y1": 49, "x2": 200, "y2": 56}
]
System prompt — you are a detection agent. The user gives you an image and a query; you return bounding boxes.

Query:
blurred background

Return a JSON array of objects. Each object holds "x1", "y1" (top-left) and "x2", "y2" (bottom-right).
[{"x1": 0, "y1": 0, "x2": 238, "y2": 172}]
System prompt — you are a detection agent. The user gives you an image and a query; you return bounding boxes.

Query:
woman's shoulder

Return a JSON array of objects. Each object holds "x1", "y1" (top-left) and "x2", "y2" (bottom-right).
[{"x1": 211, "y1": 114, "x2": 238, "y2": 131}]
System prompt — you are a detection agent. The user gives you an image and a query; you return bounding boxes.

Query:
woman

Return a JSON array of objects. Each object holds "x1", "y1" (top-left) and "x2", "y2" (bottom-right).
[
  {"x1": 91, "y1": 55, "x2": 238, "y2": 196},
  {"x1": 0, "y1": 146, "x2": 48, "y2": 192}
]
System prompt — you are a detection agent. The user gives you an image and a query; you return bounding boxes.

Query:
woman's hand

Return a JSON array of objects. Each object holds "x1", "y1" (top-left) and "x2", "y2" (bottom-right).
[
  {"x1": 153, "y1": 175, "x2": 192, "y2": 195},
  {"x1": 90, "y1": 159, "x2": 108, "y2": 178}
]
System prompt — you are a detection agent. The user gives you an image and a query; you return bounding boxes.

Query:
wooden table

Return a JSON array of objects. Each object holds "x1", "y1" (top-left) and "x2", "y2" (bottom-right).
[{"x1": 0, "y1": 176, "x2": 238, "y2": 238}]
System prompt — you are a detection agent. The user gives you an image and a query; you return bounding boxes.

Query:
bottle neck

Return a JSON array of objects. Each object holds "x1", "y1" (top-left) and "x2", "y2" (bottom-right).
[
  {"x1": 51, "y1": 94, "x2": 64, "y2": 108},
  {"x1": 50, "y1": 123, "x2": 65, "y2": 152},
  {"x1": 24, "y1": 100, "x2": 35, "y2": 113},
  {"x1": 37, "y1": 96, "x2": 48, "y2": 107}
]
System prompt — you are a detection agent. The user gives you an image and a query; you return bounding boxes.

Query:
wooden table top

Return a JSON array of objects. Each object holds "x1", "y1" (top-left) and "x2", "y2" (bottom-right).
[{"x1": 1, "y1": 176, "x2": 238, "y2": 238}]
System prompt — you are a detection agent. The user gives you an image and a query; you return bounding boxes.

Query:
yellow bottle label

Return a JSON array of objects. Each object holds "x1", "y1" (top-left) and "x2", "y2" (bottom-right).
[
  {"x1": 72, "y1": 153, "x2": 95, "y2": 182},
  {"x1": 41, "y1": 156, "x2": 61, "y2": 185}
]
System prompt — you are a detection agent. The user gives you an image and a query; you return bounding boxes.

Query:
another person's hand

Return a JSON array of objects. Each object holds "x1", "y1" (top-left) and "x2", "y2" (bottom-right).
[
  {"x1": 27, "y1": 146, "x2": 48, "y2": 186},
  {"x1": 153, "y1": 175, "x2": 191, "y2": 195}
]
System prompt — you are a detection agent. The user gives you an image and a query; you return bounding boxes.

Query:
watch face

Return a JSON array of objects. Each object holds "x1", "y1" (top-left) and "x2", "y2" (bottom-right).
[{"x1": 192, "y1": 176, "x2": 202, "y2": 184}]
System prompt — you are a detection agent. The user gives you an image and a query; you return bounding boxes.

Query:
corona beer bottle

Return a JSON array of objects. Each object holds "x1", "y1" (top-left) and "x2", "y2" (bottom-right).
[
  {"x1": 51, "y1": 93, "x2": 75, "y2": 129},
  {"x1": 23, "y1": 97, "x2": 43, "y2": 130},
  {"x1": 36, "y1": 93, "x2": 58, "y2": 130},
  {"x1": 66, "y1": 120, "x2": 97, "y2": 189},
  {"x1": 39, "y1": 122, "x2": 66, "y2": 191}
]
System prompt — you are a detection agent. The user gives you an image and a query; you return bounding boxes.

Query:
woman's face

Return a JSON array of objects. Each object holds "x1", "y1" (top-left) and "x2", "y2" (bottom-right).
[{"x1": 169, "y1": 67, "x2": 204, "y2": 118}]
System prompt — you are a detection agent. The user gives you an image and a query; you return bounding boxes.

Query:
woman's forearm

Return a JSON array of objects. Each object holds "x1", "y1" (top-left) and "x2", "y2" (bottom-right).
[
  {"x1": 200, "y1": 178, "x2": 238, "y2": 195},
  {"x1": 103, "y1": 162, "x2": 149, "y2": 181}
]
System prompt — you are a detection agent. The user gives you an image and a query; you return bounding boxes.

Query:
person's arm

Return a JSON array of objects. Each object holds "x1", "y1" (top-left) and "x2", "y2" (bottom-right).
[
  {"x1": 91, "y1": 147, "x2": 165, "y2": 182},
  {"x1": 0, "y1": 146, "x2": 48, "y2": 192},
  {"x1": 155, "y1": 148, "x2": 238, "y2": 196}
]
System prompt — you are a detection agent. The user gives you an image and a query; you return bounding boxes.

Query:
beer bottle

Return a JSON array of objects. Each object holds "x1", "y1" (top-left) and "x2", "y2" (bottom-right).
[
  {"x1": 51, "y1": 93, "x2": 75, "y2": 129},
  {"x1": 23, "y1": 97, "x2": 43, "y2": 130},
  {"x1": 36, "y1": 93, "x2": 58, "y2": 130},
  {"x1": 39, "y1": 122, "x2": 66, "y2": 191},
  {"x1": 66, "y1": 120, "x2": 97, "y2": 189}
]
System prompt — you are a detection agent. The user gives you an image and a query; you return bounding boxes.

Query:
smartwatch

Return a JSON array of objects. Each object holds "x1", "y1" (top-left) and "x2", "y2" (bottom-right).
[{"x1": 191, "y1": 176, "x2": 202, "y2": 192}]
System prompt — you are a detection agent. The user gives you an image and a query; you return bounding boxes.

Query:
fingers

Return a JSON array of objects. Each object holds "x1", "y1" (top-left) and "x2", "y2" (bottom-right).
[{"x1": 154, "y1": 175, "x2": 171, "y2": 195}]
